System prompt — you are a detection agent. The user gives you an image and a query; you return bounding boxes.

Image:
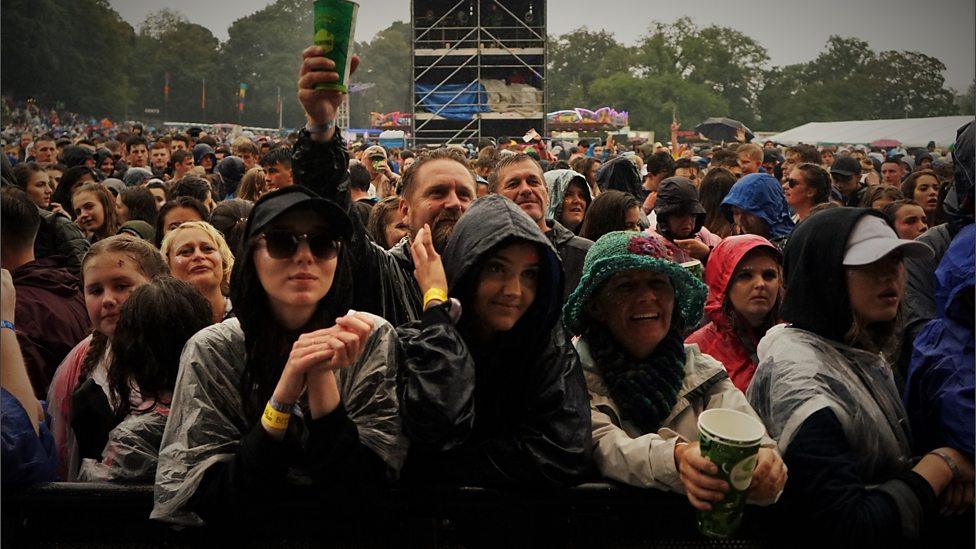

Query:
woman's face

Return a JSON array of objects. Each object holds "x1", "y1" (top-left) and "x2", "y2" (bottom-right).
[
  {"x1": 846, "y1": 251, "x2": 904, "y2": 325},
  {"x1": 149, "y1": 188, "x2": 166, "y2": 209},
  {"x1": 72, "y1": 191, "x2": 105, "y2": 234},
  {"x1": 382, "y1": 209, "x2": 408, "y2": 249},
  {"x1": 25, "y1": 170, "x2": 52, "y2": 208},
  {"x1": 83, "y1": 252, "x2": 150, "y2": 338},
  {"x1": 100, "y1": 156, "x2": 115, "y2": 175},
  {"x1": 587, "y1": 161, "x2": 601, "y2": 183},
  {"x1": 161, "y1": 207, "x2": 204, "y2": 238},
  {"x1": 254, "y1": 208, "x2": 338, "y2": 314},
  {"x1": 589, "y1": 269, "x2": 674, "y2": 360},
  {"x1": 912, "y1": 175, "x2": 939, "y2": 215},
  {"x1": 471, "y1": 242, "x2": 540, "y2": 335},
  {"x1": 726, "y1": 250, "x2": 781, "y2": 328},
  {"x1": 561, "y1": 182, "x2": 588, "y2": 231},
  {"x1": 623, "y1": 206, "x2": 641, "y2": 232},
  {"x1": 168, "y1": 227, "x2": 224, "y2": 293},
  {"x1": 893, "y1": 204, "x2": 928, "y2": 240}
]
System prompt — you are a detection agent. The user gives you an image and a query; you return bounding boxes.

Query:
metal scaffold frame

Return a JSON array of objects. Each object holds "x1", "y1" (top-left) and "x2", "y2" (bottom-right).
[{"x1": 411, "y1": 0, "x2": 547, "y2": 147}]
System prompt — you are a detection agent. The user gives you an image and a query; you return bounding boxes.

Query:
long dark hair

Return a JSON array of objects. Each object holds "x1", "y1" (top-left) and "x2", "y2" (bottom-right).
[
  {"x1": 579, "y1": 190, "x2": 640, "y2": 242},
  {"x1": 108, "y1": 276, "x2": 212, "y2": 418},
  {"x1": 154, "y1": 196, "x2": 209, "y2": 248},
  {"x1": 51, "y1": 166, "x2": 98, "y2": 216},
  {"x1": 119, "y1": 187, "x2": 159, "y2": 226},
  {"x1": 229, "y1": 207, "x2": 353, "y2": 421},
  {"x1": 699, "y1": 167, "x2": 737, "y2": 238}
]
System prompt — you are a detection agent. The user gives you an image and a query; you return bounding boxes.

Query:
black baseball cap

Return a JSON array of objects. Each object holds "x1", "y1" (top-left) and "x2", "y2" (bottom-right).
[
  {"x1": 244, "y1": 186, "x2": 352, "y2": 242},
  {"x1": 830, "y1": 156, "x2": 862, "y2": 177}
]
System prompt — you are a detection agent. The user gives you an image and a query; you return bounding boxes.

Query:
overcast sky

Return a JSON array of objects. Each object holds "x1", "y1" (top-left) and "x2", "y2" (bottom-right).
[{"x1": 110, "y1": 0, "x2": 975, "y2": 91}]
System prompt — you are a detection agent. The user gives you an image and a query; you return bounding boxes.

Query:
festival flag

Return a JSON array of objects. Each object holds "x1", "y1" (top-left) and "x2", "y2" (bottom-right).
[
  {"x1": 201, "y1": 78, "x2": 207, "y2": 110},
  {"x1": 238, "y1": 82, "x2": 248, "y2": 112},
  {"x1": 164, "y1": 72, "x2": 171, "y2": 102}
]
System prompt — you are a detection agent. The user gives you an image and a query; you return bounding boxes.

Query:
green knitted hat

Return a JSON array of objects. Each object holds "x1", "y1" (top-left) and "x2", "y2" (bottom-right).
[{"x1": 562, "y1": 231, "x2": 707, "y2": 335}]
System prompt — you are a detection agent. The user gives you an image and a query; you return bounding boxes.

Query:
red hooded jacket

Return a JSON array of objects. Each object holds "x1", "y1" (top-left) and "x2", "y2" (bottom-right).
[{"x1": 685, "y1": 235, "x2": 781, "y2": 392}]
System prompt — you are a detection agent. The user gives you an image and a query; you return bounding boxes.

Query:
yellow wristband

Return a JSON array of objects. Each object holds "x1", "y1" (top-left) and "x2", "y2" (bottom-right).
[
  {"x1": 423, "y1": 288, "x2": 449, "y2": 310},
  {"x1": 261, "y1": 401, "x2": 290, "y2": 431}
]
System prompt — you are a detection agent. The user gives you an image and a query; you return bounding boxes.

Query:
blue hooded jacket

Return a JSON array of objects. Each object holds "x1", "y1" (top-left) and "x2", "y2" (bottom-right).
[
  {"x1": 720, "y1": 173, "x2": 795, "y2": 239},
  {"x1": 903, "y1": 223, "x2": 975, "y2": 459}
]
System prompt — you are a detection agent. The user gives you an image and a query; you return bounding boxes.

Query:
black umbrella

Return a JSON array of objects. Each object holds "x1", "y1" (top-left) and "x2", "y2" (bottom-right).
[{"x1": 694, "y1": 117, "x2": 755, "y2": 142}]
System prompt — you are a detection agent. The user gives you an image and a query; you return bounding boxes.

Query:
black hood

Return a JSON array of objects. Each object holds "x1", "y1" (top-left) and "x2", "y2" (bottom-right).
[
  {"x1": 781, "y1": 207, "x2": 884, "y2": 342},
  {"x1": 595, "y1": 156, "x2": 643, "y2": 200},
  {"x1": 443, "y1": 194, "x2": 564, "y2": 337},
  {"x1": 62, "y1": 146, "x2": 93, "y2": 169},
  {"x1": 945, "y1": 120, "x2": 975, "y2": 233},
  {"x1": 654, "y1": 176, "x2": 706, "y2": 239}
]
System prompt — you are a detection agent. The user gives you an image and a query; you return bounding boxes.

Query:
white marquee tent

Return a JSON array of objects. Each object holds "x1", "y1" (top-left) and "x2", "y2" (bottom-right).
[{"x1": 765, "y1": 116, "x2": 973, "y2": 148}]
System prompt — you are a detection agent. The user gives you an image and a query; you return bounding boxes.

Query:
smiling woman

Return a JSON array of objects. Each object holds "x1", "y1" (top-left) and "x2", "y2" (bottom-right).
[
  {"x1": 71, "y1": 183, "x2": 121, "y2": 242},
  {"x1": 160, "y1": 220, "x2": 235, "y2": 323},
  {"x1": 562, "y1": 230, "x2": 786, "y2": 510}
]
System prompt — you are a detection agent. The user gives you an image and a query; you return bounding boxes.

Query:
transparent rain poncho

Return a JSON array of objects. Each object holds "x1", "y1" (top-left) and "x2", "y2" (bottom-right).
[
  {"x1": 747, "y1": 324, "x2": 913, "y2": 481},
  {"x1": 77, "y1": 405, "x2": 168, "y2": 483},
  {"x1": 151, "y1": 315, "x2": 407, "y2": 525}
]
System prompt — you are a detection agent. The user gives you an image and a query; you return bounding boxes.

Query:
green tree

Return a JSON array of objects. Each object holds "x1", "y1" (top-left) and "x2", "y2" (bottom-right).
[
  {"x1": 867, "y1": 50, "x2": 957, "y2": 119},
  {"x1": 546, "y1": 28, "x2": 633, "y2": 110},
  {"x1": 958, "y1": 80, "x2": 976, "y2": 115},
  {"x1": 130, "y1": 9, "x2": 220, "y2": 123},
  {"x1": 1, "y1": 0, "x2": 134, "y2": 117},
  {"x1": 349, "y1": 21, "x2": 411, "y2": 127}
]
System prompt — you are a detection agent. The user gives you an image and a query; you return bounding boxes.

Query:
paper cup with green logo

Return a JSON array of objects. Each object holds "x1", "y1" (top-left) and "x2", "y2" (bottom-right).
[
  {"x1": 680, "y1": 259, "x2": 704, "y2": 281},
  {"x1": 695, "y1": 408, "x2": 765, "y2": 538},
  {"x1": 313, "y1": 0, "x2": 358, "y2": 93}
]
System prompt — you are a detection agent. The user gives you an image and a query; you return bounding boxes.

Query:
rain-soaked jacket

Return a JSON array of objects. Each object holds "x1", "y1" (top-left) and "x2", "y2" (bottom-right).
[
  {"x1": 152, "y1": 314, "x2": 406, "y2": 526},
  {"x1": 78, "y1": 402, "x2": 169, "y2": 483},
  {"x1": 544, "y1": 169, "x2": 592, "y2": 226},
  {"x1": 291, "y1": 130, "x2": 421, "y2": 325},
  {"x1": 685, "y1": 235, "x2": 782, "y2": 392},
  {"x1": 748, "y1": 208, "x2": 931, "y2": 544},
  {"x1": 396, "y1": 194, "x2": 591, "y2": 487},
  {"x1": 579, "y1": 337, "x2": 775, "y2": 492},
  {"x1": 904, "y1": 223, "x2": 975, "y2": 459},
  {"x1": 595, "y1": 156, "x2": 643, "y2": 200},
  {"x1": 720, "y1": 173, "x2": 794, "y2": 244}
]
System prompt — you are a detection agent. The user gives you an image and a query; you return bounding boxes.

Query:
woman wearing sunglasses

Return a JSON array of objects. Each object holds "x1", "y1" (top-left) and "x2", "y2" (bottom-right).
[
  {"x1": 153, "y1": 187, "x2": 406, "y2": 527},
  {"x1": 784, "y1": 163, "x2": 831, "y2": 223}
]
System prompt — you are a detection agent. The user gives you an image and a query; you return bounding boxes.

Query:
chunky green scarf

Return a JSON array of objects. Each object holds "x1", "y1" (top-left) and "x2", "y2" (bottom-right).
[{"x1": 587, "y1": 324, "x2": 686, "y2": 433}]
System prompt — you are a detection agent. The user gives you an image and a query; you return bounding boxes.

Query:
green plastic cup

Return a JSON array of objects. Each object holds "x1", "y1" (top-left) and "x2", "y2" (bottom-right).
[
  {"x1": 680, "y1": 259, "x2": 704, "y2": 281},
  {"x1": 695, "y1": 408, "x2": 765, "y2": 538},
  {"x1": 313, "y1": 0, "x2": 358, "y2": 93}
]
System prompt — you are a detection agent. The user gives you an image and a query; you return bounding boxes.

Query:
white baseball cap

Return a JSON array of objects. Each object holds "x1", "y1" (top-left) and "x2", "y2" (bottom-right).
[{"x1": 842, "y1": 215, "x2": 933, "y2": 266}]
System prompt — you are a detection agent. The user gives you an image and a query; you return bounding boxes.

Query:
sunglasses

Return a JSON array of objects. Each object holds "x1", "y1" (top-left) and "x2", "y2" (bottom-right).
[{"x1": 260, "y1": 230, "x2": 339, "y2": 260}]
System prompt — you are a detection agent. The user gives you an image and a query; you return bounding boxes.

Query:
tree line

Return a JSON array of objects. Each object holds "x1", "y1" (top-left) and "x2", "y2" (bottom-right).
[{"x1": 2, "y1": 0, "x2": 973, "y2": 134}]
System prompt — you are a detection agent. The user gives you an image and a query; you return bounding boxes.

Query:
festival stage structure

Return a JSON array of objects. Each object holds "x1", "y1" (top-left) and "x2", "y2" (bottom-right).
[{"x1": 411, "y1": 0, "x2": 547, "y2": 146}]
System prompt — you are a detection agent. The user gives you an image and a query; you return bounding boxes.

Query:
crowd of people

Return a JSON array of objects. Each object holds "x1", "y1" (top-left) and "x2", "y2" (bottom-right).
[{"x1": 0, "y1": 48, "x2": 973, "y2": 546}]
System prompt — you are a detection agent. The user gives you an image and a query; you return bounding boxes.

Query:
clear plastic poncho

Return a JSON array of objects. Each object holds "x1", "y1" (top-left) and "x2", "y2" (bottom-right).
[
  {"x1": 151, "y1": 315, "x2": 407, "y2": 525},
  {"x1": 77, "y1": 405, "x2": 168, "y2": 483},
  {"x1": 747, "y1": 324, "x2": 913, "y2": 481}
]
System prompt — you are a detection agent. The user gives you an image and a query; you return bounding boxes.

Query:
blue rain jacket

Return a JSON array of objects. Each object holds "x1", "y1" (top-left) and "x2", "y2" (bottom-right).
[{"x1": 720, "y1": 173, "x2": 795, "y2": 239}]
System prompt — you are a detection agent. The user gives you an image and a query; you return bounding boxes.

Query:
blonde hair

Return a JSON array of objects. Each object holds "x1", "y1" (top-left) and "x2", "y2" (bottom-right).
[
  {"x1": 237, "y1": 167, "x2": 267, "y2": 201},
  {"x1": 160, "y1": 220, "x2": 235, "y2": 295},
  {"x1": 737, "y1": 143, "x2": 763, "y2": 162}
]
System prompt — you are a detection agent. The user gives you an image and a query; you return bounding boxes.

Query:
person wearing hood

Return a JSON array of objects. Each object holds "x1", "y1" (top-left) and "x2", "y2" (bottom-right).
[
  {"x1": 720, "y1": 173, "x2": 794, "y2": 250},
  {"x1": 747, "y1": 208, "x2": 972, "y2": 546},
  {"x1": 685, "y1": 235, "x2": 783, "y2": 392},
  {"x1": 596, "y1": 155, "x2": 644, "y2": 201},
  {"x1": 650, "y1": 176, "x2": 722, "y2": 264},
  {"x1": 903, "y1": 224, "x2": 974, "y2": 463},
  {"x1": 561, "y1": 230, "x2": 785, "y2": 507},
  {"x1": 192, "y1": 143, "x2": 217, "y2": 174},
  {"x1": 903, "y1": 121, "x2": 975, "y2": 345},
  {"x1": 1, "y1": 188, "x2": 89, "y2": 398},
  {"x1": 491, "y1": 155, "x2": 593, "y2": 300},
  {"x1": 544, "y1": 168, "x2": 592, "y2": 235},
  {"x1": 216, "y1": 156, "x2": 245, "y2": 200},
  {"x1": 153, "y1": 187, "x2": 406, "y2": 526},
  {"x1": 61, "y1": 146, "x2": 95, "y2": 171},
  {"x1": 397, "y1": 194, "x2": 590, "y2": 486}
]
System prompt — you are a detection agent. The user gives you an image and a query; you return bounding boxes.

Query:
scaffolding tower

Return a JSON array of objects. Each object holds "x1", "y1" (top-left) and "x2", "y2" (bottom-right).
[{"x1": 411, "y1": 0, "x2": 547, "y2": 147}]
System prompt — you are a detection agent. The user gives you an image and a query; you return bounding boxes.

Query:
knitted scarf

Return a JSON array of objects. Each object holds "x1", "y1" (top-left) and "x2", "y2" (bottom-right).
[{"x1": 587, "y1": 324, "x2": 686, "y2": 434}]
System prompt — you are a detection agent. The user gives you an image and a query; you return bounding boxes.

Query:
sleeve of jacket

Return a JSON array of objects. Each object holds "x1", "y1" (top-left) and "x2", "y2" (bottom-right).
[
  {"x1": 54, "y1": 214, "x2": 90, "y2": 277},
  {"x1": 782, "y1": 408, "x2": 935, "y2": 544},
  {"x1": 590, "y1": 402, "x2": 682, "y2": 491},
  {"x1": 475, "y1": 325, "x2": 591, "y2": 486},
  {"x1": 395, "y1": 306, "x2": 477, "y2": 451}
]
